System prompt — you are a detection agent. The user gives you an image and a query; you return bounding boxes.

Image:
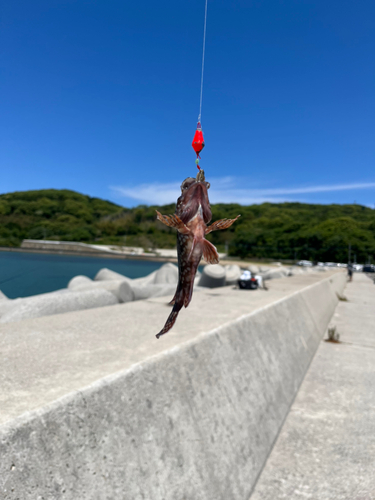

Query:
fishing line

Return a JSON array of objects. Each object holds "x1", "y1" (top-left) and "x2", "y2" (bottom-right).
[
  {"x1": 0, "y1": 265, "x2": 44, "y2": 286},
  {"x1": 198, "y1": 0, "x2": 208, "y2": 123},
  {"x1": 191, "y1": 0, "x2": 208, "y2": 169}
]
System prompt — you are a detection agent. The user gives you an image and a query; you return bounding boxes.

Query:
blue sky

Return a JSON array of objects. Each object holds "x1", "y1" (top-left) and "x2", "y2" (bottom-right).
[{"x1": 1, "y1": 0, "x2": 374, "y2": 208}]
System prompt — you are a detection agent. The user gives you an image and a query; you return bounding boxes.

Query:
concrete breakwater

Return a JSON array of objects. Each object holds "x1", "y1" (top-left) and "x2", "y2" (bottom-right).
[
  {"x1": 0, "y1": 259, "x2": 328, "y2": 323},
  {"x1": 0, "y1": 270, "x2": 345, "y2": 499},
  {"x1": 20, "y1": 239, "x2": 146, "y2": 257},
  {"x1": 0, "y1": 263, "x2": 183, "y2": 323}
]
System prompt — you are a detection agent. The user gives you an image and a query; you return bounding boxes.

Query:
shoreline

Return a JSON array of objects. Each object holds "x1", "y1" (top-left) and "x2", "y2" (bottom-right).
[
  {"x1": 0, "y1": 245, "x2": 256, "y2": 267},
  {"x1": 0, "y1": 245, "x2": 179, "y2": 263}
]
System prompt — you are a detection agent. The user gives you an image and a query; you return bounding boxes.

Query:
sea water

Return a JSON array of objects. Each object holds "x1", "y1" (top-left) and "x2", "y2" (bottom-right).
[{"x1": 0, "y1": 251, "x2": 167, "y2": 299}]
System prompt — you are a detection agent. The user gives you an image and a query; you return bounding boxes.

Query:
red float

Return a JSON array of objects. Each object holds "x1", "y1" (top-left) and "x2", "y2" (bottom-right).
[{"x1": 192, "y1": 122, "x2": 205, "y2": 159}]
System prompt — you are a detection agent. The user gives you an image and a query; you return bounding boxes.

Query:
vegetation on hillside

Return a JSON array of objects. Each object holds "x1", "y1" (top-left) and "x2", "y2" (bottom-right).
[{"x1": 0, "y1": 189, "x2": 374, "y2": 263}]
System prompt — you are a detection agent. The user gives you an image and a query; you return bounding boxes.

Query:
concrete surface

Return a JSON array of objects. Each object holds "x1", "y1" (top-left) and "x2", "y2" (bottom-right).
[
  {"x1": 248, "y1": 264, "x2": 260, "y2": 274},
  {"x1": 225, "y1": 264, "x2": 242, "y2": 285},
  {"x1": 94, "y1": 265, "x2": 180, "y2": 301},
  {"x1": 251, "y1": 272, "x2": 375, "y2": 500},
  {"x1": 0, "y1": 288, "x2": 118, "y2": 323},
  {"x1": 153, "y1": 263, "x2": 179, "y2": 285},
  {"x1": 263, "y1": 267, "x2": 289, "y2": 280},
  {"x1": 198, "y1": 263, "x2": 226, "y2": 287},
  {"x1": 70, "y1": 279, "x2": 134, "y2": 303},
  {"x1": 0, "y1": 290, "x2": 8, "y2": 300},
  {"x1": 0, "y1": 289, "x2": 70, "y2": 317},
  {"x1": 95, "y1": 267, "x2": 130, "y2": 282},
  {"x1": 67, "y1": 274, "x2": 94, "y2": 289},
  {"x1": 94, "y1": 264, "x2": 179, "y2": 287},
  {"x1": 0, "y1": 271, "x2": 345, "y2": 499},
  {"x1": 20, "y1": 240, "x2": 226, "y2": 261},
  {"x1": 131, "y1": 283, "x2": 179, "y2": 301},
  {"x1": 21, "y1": 239, "x2": 145, "y2": 256}
]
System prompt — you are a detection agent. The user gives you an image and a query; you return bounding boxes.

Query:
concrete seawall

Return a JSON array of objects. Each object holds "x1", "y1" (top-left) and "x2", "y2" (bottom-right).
[
  {"x1": 251, "y1": 272, "x2": 375, "y2": 499},
  {"x1": 0, "y1": 271, "x2": 346, "y2": 499}
]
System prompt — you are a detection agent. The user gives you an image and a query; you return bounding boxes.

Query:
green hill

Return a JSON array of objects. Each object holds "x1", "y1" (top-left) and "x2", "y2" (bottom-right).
[{"x1": 0, "y1": 189, "x2": 374, "y2": 263}]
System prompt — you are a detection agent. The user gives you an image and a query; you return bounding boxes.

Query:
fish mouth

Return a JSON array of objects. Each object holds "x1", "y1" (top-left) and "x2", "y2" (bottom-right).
[
  {"x1": 185, "y1": 182, "x2": 208, "y2": 206},
  {"x1": 189, "y1": 181, "x2": 207, "y2": 198},
  {"x1": 181, "y1": 181, "x2": 212, "y2": 223}
]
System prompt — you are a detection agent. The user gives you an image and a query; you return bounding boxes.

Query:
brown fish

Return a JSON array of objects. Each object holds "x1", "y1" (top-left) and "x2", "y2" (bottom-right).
[{"x1": 155, "y1": 170, "x2": 240, "y2": 339}]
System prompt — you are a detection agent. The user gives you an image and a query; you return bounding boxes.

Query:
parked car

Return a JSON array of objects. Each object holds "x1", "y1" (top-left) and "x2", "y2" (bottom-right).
[
  {"x1": 363, "y1": 265, "x2": 375, "y2": 273},
  {"x1": 297, "y1": 260, "x2": 313, "y2": 267}
]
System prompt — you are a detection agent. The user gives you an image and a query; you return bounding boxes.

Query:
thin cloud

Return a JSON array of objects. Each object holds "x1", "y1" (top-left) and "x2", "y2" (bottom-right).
[
  {"x1": 112, "y1": 182, "x2": 181, "y2": 206},
  {"x1": 257, "y1": 182, "x2": 375, "y2": 195},
  {"x1": 111, "y1": 180, "x2": 375, "y2": 206}
]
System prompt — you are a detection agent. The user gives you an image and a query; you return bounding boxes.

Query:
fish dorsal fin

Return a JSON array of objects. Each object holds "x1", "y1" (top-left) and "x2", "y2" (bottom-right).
[{"x1": 202, "y1": 239, "x2": 219, "y2": 265}]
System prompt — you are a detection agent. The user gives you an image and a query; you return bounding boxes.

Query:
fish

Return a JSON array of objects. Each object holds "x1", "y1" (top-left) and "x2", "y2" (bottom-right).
[{"x1": 155, "y1": 169, "x2": 240, "y2": 339}]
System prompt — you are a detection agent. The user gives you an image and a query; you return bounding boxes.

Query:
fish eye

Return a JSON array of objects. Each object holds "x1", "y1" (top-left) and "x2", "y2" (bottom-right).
[{"x1": 180, "y1": 177, "x2": 195, "y2": 192}]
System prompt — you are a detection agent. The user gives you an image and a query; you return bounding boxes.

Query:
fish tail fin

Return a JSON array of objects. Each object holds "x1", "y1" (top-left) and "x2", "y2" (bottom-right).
[
  {"x1": 157, "y1": 277, "x2": 196, "y2": 337},
  {"x1": 202, "y1": 239, "x2": 219, "y2": 264},
  {"x1": 156, "y1": 302, "x2": 183, "y2": 339}
]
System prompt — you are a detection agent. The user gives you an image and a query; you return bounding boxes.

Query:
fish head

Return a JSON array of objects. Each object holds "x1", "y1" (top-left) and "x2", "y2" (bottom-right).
[{"x1": 176, "y1": 170, "x2": 212, "y2": 223}]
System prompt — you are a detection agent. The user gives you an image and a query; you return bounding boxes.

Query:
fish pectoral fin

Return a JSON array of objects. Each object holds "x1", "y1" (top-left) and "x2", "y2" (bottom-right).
[
  {"x1": 156, "y1": 211, "x2": 190, "y2": 234},
  {"x1": 205, "y1": 215, "x2": 241, "y2": 234},
  {"x1": 202, "y1": 239, "x2": 219, "y2": 265}
]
